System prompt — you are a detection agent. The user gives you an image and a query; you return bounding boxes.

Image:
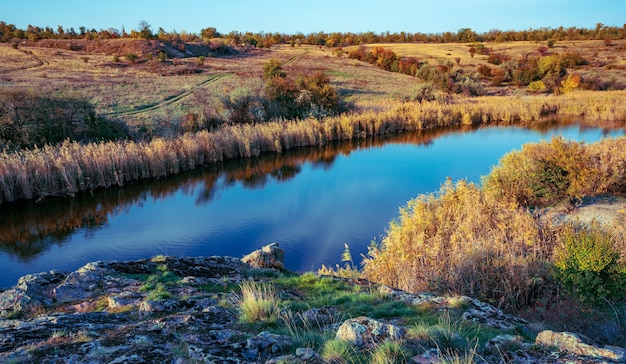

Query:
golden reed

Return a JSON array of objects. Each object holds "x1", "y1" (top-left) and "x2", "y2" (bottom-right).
[{"x1": 1, "y1": 90, "x2": 625, "y2": 204}]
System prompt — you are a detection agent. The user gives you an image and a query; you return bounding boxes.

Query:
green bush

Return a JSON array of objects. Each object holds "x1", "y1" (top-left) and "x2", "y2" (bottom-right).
[
  {"x1": 483, "y1": 137, "x2": 601, "y2": 207},
  {"x1": 263, "y1": 58, "x2": 285, "y2": 80},
  {"x1": 553, "y1": 223, "x2": 625, "y2": 304},
  {"x1": 0, "y1": 90, "x2": 129, "y2": 149}
]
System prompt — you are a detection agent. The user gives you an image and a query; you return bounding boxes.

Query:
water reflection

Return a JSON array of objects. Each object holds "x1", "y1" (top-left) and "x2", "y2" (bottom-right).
[
  {"x1": 0, "y1": 127, "x2": 458, "y2": 260},
  {"x1": 0, "y1": 120, "x2": 624, "y2": 287}
]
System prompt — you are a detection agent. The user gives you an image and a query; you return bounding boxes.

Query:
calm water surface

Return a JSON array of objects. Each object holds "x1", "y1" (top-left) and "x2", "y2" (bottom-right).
[{"x1": 0, "y1": 123, "x2": 624, "y2": 288}]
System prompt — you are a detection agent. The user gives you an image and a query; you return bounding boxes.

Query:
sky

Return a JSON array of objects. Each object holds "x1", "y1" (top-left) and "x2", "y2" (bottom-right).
[{"x1": 1, "y1": 0, "x2": 625, "y2": 36}]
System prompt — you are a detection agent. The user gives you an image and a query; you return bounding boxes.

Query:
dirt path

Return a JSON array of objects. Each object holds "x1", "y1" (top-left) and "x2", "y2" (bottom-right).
[
  {"x1": 103, "y1": 72, "x2": 232, "y2": 117},
  {"x1": 0, "y1": 48, "x2": 47, "y2": 73}
]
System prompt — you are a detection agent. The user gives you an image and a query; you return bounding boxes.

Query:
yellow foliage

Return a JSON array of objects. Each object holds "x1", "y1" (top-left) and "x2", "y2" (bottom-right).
[{"x1": 362, "y1": 180, "x2": 548, "y2": 310}]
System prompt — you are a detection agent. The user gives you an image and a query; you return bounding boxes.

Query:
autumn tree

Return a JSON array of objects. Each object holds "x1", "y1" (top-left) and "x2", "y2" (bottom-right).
[{"x1": 138, "y1": 20, "x2": 152, "y2": 40}]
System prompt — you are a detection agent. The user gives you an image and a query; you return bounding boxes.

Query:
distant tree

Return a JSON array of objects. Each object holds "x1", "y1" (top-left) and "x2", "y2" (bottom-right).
[
  {"x1": 138, "y1": 20, "x2": 152, "y2": 40},
  {"x1": 456, "y1": 28, "x2": 478, "y2": 43},
  {"x1": 200, "y1": 27, "x2": 219, "y2": 41}
]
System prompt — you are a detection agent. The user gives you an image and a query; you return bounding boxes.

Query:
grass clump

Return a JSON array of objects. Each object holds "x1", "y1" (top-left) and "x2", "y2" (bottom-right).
[
  {"x1": 369, "y1": 340, "x2": 410, "y2": 364},
  {"x1": 237, "y1": 280, "x2": 282, "y2": 324},
  {"x1": 321, "y1": 339, "x2": 361, "y2": 364}
]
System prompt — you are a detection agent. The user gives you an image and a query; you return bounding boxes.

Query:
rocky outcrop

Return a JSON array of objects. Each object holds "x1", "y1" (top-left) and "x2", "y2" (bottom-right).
[
  {"x1": 0, "y1": 251, "x2": 624, "y2": 363},
  {"x1": 378, "y1": 284, "x2": 529, "y2": 331},
  {"x1": 241, "y1": 242, "x2": 285, "y2": 269},
  {"x1": 536, "y1": 330, "x2": 626, "y2": 362},
  {"x1": 335, "y1": 316, "x2": 406, "y2": 349}
]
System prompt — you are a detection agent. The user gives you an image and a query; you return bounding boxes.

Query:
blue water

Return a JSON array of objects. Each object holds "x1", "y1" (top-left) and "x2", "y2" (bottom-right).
[{"x1": 0, "y1": 124, "x2": 623, "y2": 288}]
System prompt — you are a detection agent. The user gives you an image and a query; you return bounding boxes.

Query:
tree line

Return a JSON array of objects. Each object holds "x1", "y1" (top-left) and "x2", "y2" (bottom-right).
[{"x1": 1, "y1": 20, "x2": 624, "y2": 47}]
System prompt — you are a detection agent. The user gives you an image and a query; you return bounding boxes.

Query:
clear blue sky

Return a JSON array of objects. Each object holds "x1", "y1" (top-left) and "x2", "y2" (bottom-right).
[{"x1": 1, "y1": 0, "x2": 625, "y2": 35}]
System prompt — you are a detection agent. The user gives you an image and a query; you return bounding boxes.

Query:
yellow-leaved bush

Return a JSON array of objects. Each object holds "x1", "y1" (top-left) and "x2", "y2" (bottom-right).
[{"x1": 362, "y1": 179, "x2": 553, "y2": 311}]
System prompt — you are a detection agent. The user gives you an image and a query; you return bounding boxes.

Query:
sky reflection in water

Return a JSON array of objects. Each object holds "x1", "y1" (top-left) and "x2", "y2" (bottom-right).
[{"x1": 0, "y1": 124, "x2": 624, "y2": 288}]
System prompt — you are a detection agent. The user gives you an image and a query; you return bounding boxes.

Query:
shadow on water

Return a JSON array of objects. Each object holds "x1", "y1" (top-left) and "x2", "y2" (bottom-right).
[{"x1": 0, "y1": 118, "x2": 623, "y2": 262}]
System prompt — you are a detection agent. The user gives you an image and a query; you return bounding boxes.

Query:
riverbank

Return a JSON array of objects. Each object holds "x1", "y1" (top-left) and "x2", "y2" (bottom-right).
[
  {"x1": 1, "y1": 244, "x2": 624, "y2": 363},
  {"x1": 2, "y1": 90, "x2": 626, "y2": 205}
]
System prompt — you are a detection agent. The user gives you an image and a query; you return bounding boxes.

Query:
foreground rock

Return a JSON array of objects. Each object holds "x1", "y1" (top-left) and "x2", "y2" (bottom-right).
[
  {"x1": 335, "y1": 316, "x2": 406, "y2": 349},
  {"x1": 536, "y1": 330, "x2": 626, "y2": 362},
  {"x1": 0, "y1": 250, "x2": 624, "y2": 363},
  {"x1": 241, "y1": 242, "x2": 285, "y2": 269}
]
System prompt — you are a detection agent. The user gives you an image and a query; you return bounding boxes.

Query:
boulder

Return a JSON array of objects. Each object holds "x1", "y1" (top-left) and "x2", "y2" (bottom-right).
[
  {"x1": 0, "y1": 270, "x2": 65, "y2": 317},
  {"x1": 53, "y1": 261, "x2": 108, "y2": 303},
  {"x1": 244, "y1": 331, "x2": 292, "y2": 361},
  {"x1": 536, "y1": 330, "x2": 626, "y2": 362},
  {"x1": 241, "y1": 243, "x2": 284, "y2": 269},
  {"x1": 335, "y1": 316, "x2": 405, "y2": 349}
]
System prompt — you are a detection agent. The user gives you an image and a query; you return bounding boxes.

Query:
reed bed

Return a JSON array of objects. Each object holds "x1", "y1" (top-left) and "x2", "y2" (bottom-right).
[{"x1": 1, "y1": 90, "x2": 625, "y2": 204}]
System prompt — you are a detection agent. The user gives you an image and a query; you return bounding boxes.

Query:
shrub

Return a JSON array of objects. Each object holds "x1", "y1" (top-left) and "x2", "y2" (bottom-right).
[
  {"x1": 477, "y1": 64, "x2": 492, "y2": 77},
  {"x1": 263, "y1": 58, "x2": 286, "y2": 80},
  {"x1": 197, "y1": 55, "x2": 205, "y2": 66},
  {"x1": 0, "y1": 89, "x2": 129, "y2": 149},
  {"x1": 222, "y1": 85, "x2": 265, "y2": 124},
  {"x1": 511, "y1": 59, "x2": 541, "y2": 86},
  {"x1": 265, "y1": 76, "x2": 300, "y2": 120},
  {"x1": 363, "y1": 180, "x2": 549, "y2": 311},
  {"x1": 528, "y1": 80, "x2": 547, "y2": 93},
  {"x1": 553, "y1": 223, "x2": 625, "y2": 304},
  {"x1": 410, "y1": 83, "x2": 437, "y2": 102},
  {"x1": 538, "y1": 55, "x2": 566, "y2": 79},
  {"x1": 490, "y1": 68, "x2": 506, "y2": 86},
  {"x1": 559, "y1": 52, "x2": 586, "y2": 68},
  {"x1": 126, "y1": 53, "x2": 138, "y2": 63},
  {"x1": 487, "y1": 52, "x2": 509, "y2": 65},
  {"x1": 560, "y1": 73, "x2": 581, "y2": 93},
  {"x1": 483, "y1": 137, "x2": 602, "y2": 207}
]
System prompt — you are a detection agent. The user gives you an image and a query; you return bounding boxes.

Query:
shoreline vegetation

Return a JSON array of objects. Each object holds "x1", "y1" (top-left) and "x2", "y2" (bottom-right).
[{"x1": 2, "y1": 90, "x2": 626, "y2": 205}]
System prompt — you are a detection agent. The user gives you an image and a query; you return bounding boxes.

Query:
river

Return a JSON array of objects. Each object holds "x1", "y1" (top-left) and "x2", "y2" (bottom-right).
[{"x1": 0, "y1": 121, "x2": 624, "y2": 288}]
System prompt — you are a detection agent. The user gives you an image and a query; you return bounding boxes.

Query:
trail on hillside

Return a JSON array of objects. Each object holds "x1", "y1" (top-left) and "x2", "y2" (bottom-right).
[
  {"x1": 103, "y1": 72, "x2": 232, "y2": 117},
  {"x1": 0, "y1": 49, "x2": 47, "y2": 73},
  {"x1": 281, "y1": 50, "x2": 310, "y2": 66}
]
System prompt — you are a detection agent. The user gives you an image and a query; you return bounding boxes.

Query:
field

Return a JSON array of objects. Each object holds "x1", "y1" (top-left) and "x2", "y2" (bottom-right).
[
  {"x1": 0, "y1": 41, "x2": 421, "y2": 128},
  {"x1": 2, "y1": 38, "x2": 625, "y2": 129}
]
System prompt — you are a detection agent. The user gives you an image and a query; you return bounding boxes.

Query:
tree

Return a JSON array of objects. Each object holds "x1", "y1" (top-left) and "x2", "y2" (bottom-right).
[
  {"x1": 200, "y1": 27, "x2": 219, "y2": 41},
  {"x1": 138, "y1": 20, "x2": 152, "y2": 40}
]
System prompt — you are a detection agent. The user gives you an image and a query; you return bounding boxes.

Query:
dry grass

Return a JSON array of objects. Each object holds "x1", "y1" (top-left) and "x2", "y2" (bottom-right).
[
  {"x1": 1, "y1": 90, "x2": 626, "y2": 204},
  {"x1": 362, "y1": 179, "x2": 551, "y2": 311},
  {"x1": 237, "y1": 280, "x2": 281, "y2": 324}
]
